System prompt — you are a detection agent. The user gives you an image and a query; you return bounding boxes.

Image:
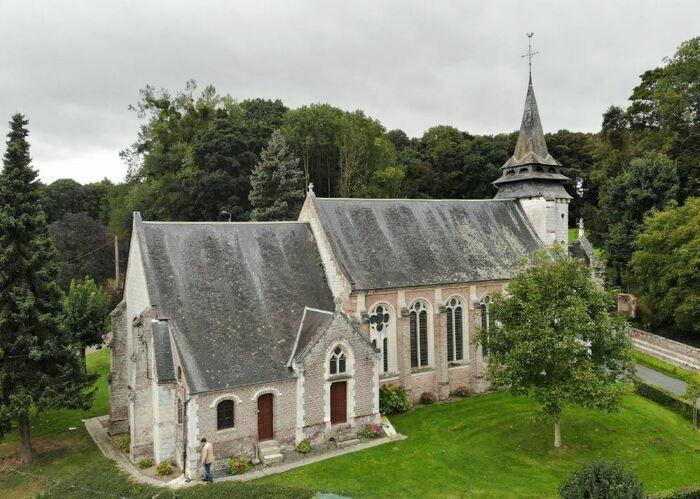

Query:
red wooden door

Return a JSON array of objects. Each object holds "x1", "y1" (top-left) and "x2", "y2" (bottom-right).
[
  {"x1": 330, "y1": 381, "x2": 347, "y2": 424},
  {"x1": 257, "y1": 393, "x2": 274, "y2": 441}
]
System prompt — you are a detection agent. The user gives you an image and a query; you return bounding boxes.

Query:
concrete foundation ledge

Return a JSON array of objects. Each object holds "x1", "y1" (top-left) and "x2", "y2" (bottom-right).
[{"x1": 84, "y1": 415, "x2": 406, "y2": 489}]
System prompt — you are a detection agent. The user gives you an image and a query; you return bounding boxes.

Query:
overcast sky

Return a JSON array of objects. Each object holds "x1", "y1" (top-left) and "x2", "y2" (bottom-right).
[{"x1": 1, "y1": 1, "x2": 698, "y2": 184}]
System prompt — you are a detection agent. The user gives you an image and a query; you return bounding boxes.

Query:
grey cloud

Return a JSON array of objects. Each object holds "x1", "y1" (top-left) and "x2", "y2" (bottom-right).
[{"x1": 1, "y1": 0, "x2": 698, "y2": 183}]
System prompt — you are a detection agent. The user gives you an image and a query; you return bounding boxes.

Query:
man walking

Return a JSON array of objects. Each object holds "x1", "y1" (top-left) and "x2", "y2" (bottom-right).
[{"x1": 201, "y1": 437, "x2": 214, "y2": 483}]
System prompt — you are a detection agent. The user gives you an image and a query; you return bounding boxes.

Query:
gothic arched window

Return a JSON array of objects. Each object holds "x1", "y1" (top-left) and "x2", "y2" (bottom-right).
[
  {"x1": 370, "y1": 304, "x2": 393, "y2": 373},
  {"x1": 216, "y1": 399, "x2": 235, "y2": 430},
  {"x1": 409, "y1": 301, "x2": 429, "y2": 368},
  {"x1": 480, "y1": 296, "x2": 491, "y2": 358},
  {"x1": 446, "y1": 297, "x2": 465, "y2": 363},
  {"x1": 329, "y1": 345, "x2": 347, "y2": 375}
]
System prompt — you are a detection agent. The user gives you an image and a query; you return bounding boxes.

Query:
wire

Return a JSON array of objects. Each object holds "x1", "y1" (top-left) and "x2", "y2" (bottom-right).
[{"x1": 64, "y1": 239, "x2": 115, "y2": 265}]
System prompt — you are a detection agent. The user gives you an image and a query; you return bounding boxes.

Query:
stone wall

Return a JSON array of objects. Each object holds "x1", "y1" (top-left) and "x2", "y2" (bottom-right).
[
  {"x1": 298, "y1": 196, "x2": 352, "y2": 304},
  {"x1": 630, "y1": 328, "x2": 700, "y2": 371},
  {"x1": 518, "y1": 197, "x2": 569, "y2": 247},
  {"x1": 108, "y1": 301, "x2": 129, "y2": 435},
  {"x1": 299, "y1": 314, "x2": 379, "y2": 444}
]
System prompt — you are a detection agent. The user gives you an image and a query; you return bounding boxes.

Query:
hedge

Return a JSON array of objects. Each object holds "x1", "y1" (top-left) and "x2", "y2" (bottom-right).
[
  {"x1": 634, "y1": 381, "x2": 695, "y2": 422},
  {"x1": 650, "y1": 486, "x2": 700, "y2": 498}
]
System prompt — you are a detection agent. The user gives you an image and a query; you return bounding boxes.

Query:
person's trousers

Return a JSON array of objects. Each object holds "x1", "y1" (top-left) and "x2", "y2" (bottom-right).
[{"x1": 203, "y1": 462, "x2": 214, "y2": 482}]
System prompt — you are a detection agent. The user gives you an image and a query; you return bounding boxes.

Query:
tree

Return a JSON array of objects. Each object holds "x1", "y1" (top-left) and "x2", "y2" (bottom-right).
[
  {"x1": 249, "y1": 131, "x2": 305, "y2": 221},
  {"x1": 475, "y1": 248, "x2": 634, "y2": 448},
  {"x1": 685, "y1": 376, "x2": 700, "y2": 430},
  {"x1": 41, "y1": 178, "x2": 88, "y2": 222},
  {"x1": 598, "y1": 151, "x2": 679, "y2": 284},
  {"x1": 630, "y1": 198, "x2": 700, "y2": 336},
  {"x1": 49, "y1": 212, "x2": 115, "y2": 289},
  {"x1": 62, "y1": 278, "x2": 111, "y2": 368},
  {"x1": 0, "y1": 114, "x2": 95, "y2": 465}
]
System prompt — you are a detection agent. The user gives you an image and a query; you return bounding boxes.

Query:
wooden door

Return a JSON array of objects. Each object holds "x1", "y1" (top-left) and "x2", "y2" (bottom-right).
[
  {"x1": 330, "y1": 381, "x2": 347, "y2": 424},
  {"x1": 257, "y1": 393, "x2": 274, "y2": 441}
]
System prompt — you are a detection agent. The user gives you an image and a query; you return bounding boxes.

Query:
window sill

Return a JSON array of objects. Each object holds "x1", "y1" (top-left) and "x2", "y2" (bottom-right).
[
  {"x1": 410, "y1": 367, "x2": 435, "y2": 375},
  {"x1": 379, "y1": 372, "x2": 399, "y2": 380},
  {"x1": 216, "y1": 426, "x2": 237, "y2": 434},
  {"x1": 448, "y1": 362, "x2": 470, "y2": 369}
]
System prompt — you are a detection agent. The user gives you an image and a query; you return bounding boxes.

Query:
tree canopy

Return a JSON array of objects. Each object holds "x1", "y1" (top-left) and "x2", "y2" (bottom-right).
[
  {"x1": 476, "y1": 248, "x2": 634, "y2": 447},
  {"x1": 630, "y1": 198, "x2": 700, "y2": 336},
  {"x1": 0, "y1": 114, "x2": 95, "y2": 465}
]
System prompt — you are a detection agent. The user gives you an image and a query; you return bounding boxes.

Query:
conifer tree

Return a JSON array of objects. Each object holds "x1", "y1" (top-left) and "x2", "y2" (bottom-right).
[
  {"x1": 249, "y1": 130, "x2": 305, "y2": 221},
  {"x1": 0, "y1": 114, "x2": 96, "y2": 465}
]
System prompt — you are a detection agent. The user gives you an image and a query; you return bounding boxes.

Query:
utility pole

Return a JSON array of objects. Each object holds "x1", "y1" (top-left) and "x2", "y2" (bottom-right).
[{"x1": 114, "y1": 235, "x2": 120, "y2": 287}]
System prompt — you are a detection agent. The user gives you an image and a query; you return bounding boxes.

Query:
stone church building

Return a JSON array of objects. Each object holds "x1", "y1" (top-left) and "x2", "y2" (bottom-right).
[{"x1": 109, "y1": 76, "x2": 586, "y2": 478}]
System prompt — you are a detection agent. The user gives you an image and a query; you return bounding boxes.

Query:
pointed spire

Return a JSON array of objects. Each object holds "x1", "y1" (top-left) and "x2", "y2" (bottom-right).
[{"x1": 509, "y1": 77, "x2": 558, "y2": 166}]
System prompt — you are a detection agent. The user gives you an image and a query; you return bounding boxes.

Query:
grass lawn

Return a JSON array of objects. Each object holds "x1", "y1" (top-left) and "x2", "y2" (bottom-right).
[
  {"x1": 2, "y1": 350, "x2": 700, "y2": 498},
  {"x1": 568, "y1": 227, "x2": 578, "y2": 242}
]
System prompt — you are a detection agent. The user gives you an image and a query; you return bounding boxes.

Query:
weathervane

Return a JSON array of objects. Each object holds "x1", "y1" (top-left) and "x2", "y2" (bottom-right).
[{"x1": 521, "y1": 32, "x2": 539, "y2": 79}]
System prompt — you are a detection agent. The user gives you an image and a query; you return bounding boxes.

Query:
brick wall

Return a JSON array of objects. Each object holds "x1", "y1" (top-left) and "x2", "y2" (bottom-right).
[
  {"x1": 299, "y1": 314, "x2": 379, "y2": 443},
  {"x1": 361, "y1": 283, "x2": 502, "y2": 401},
  {"x1": 190, "y1": 379, "x2": 298, "y2": 473}
]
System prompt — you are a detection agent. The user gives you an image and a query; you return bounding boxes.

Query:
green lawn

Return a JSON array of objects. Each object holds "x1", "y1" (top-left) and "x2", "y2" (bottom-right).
[
  {"x1": 568, "y1": 227, "x2": 578, "y2": 242},
  {"x1": 2, "y1": 350, "x2": 700, "y2": 498}
]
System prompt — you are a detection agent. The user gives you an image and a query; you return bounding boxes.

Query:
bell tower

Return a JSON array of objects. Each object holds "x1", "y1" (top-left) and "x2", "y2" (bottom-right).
[{"x1": 493, "y1": 34, "x2": 571, "y2": 246}]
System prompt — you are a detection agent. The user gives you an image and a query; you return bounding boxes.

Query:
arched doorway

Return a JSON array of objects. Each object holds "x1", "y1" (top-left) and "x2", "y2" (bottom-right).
[{"x1": 257, "y1": 393, "x2": 274, "y2": 441}]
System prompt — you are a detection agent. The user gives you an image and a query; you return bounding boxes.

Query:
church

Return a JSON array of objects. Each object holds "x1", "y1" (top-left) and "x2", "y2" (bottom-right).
[{"x1": 108, "y1": 74, "x2": 590, "y2": 478}]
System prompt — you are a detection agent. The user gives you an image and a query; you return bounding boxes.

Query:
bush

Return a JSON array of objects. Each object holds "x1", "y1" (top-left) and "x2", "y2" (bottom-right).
[
  {"x1": 420, "y1": 391, "x2": 436, "y2": 405},
  {"x1": 559, "y1": 459, "x2": 643, "y2": 499},
  {"x1": 296, "y1": 439, "x2": 311, "y2": 454},
  {"x1": 379, "y1": 383, "x2": 410, "y2": 415},
  {"x1": 635, "y1": 381, "x2": 694, "y2": 422},
  {"x1": 117, "y1": 437, "x2": 130, "y2": 452},
  {"x1": 229, "y1": 455, "x2": 252, "y2": 475},
  {"x1": 138, "y1": 458, "x2": 153, "y2": 469},
  {"x1": 451, "y1": 384, "x2": 470, "y2": 397},
  {"x1": 362, "y1": 423, "x2": 383, "y2": 439},
  {"x1": 157, "y1": 461, "x2": 173, "y2": 476}
]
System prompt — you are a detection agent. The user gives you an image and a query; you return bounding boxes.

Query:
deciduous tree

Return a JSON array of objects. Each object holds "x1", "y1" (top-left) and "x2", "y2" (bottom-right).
[
  {"x1": 62, "y1": 277, "x2": 111, "y2": 368},
  {"x1": 475, "y1": 248, "x2": 634, "y2": 448}
]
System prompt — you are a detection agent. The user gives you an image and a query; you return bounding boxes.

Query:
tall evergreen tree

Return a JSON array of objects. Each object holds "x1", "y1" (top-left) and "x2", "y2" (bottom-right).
[
  {"x1": 249, "y1": 130, "x2": 305, "y2": 221},
  {"x1": 0, "y1": 114, "x2": 96, "y2": 465}
]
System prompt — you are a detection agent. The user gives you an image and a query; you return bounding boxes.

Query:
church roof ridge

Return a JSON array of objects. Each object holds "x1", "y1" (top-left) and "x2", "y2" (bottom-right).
[{"x1": 313, "y1": 197, "x2": 514, "y2": 203}]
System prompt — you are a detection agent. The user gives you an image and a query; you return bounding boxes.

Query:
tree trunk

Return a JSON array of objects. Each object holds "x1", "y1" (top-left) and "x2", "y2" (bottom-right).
[
  {"x1": 19, "y1": 412, "x2": 33, "y2": 466},
  {"x1": 80, "y1": 347, "x2": 86, "y2": 371},
  {"x1": 554, "y1": 420, "x2": 562, "y2": 448}
]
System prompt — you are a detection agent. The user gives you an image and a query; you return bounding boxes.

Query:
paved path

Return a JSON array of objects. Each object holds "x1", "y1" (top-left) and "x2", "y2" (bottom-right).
[
  {"x1": 84, "y1": 415, "x2": 406, "y2": 489},
  {"x1": 636, "y1": 365, "x2": 699, "y2": 403}
]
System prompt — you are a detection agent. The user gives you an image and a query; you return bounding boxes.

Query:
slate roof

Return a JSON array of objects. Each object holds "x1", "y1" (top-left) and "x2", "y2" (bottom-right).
[
  {"x1": 135, "y1": 219, "x2": 334, "y2": 393},
  {"x1": 312, "y1": 198, "x2": 545, "y2": 290},
  {"x1": 493, "y1": 76, "x2": 571, "y2": 199},
  {"x1": 503, "y1": 76, "x2": 560, "y2": 169},
  {"x1": 287, "y1": 307, "x2": 335, "y2": 366},
  {"x1": 152, "y1": 320, "x2": 175, "y2": 382}
]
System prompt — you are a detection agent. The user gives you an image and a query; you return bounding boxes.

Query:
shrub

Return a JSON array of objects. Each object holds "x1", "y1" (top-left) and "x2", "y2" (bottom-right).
[
  {"x1": 296, "y1": 439, "x2": 311, "y2": 454},
  {"x1": 157, "y1": 461, "x2": 173, "y2": 476},
  {"x1": 420, "y1": 391, "x2": 436, "y2": 405},
  {"x1": 635, "y1": 381, "x2": 694, "y2": 422},
  {"x1": 451, "y1": 384, "x2": 470, "y2": 397},
  {"x1": 117, "y1": 437, "x2": 130, "y2": 452},
  {"x1": 559, "y1": 459, "x2": 643, "y2": 499},
  {"x1": 362, "y1": 423, "x2": 383, "y2": 439},
  {"x1": 229, "y1": 455, "x2": 252, "y2": 475},
  {"x1": 379, "y1": 383, "x2": 410, "y2": 415},
  {"x1": 138, "y1": 458, "x2": 153, "y2": 469}
]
